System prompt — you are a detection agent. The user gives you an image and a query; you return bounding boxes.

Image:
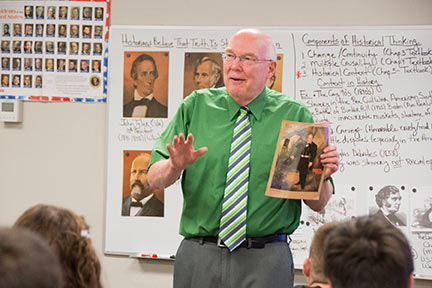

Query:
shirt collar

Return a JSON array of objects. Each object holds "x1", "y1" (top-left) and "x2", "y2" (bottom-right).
[
  {"x1": 227, "y1": 87, "x2": 268, "y2": 121},
  {"x1": 132, "y1": 193, "x2": 154, "y2": 206},
  {"x1": 134, "y1": 89, "x2": 154, "y2": 101}
]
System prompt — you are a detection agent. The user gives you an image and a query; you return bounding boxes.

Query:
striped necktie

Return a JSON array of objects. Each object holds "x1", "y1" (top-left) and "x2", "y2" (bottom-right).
[{"x1": 219, "y1": 106, "x2": 251, "y2": 251}]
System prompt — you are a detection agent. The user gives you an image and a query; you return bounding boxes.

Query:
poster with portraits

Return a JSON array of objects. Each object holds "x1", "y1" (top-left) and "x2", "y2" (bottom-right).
[
  {"x1": 0, "y1": 1, "x2": 109, "y2": 102},
  {"x1": 105, "y1": 26, "x2": 432, "y2": 279}
]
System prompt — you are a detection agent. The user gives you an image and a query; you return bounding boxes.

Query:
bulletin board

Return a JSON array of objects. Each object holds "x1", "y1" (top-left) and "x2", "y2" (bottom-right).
[
  {"x1": 0, "y1": 0, "x2": 110, "y2": 102},
  {"x1": 105, "y1": 26, "x2": 432, "y2": 279}
]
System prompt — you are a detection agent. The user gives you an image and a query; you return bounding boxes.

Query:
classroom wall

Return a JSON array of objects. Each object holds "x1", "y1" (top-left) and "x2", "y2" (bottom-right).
[{"x1": 1, "y1": 0, "x2": 431, "y2": 287}]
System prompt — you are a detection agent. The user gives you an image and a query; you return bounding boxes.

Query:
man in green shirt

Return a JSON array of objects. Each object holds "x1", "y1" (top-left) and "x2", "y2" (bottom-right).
[{"x1": 148, "y1": 28, "x2": 340, "y2": 288}]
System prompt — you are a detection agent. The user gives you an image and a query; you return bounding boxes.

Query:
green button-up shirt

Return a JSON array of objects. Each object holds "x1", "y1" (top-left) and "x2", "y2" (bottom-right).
[{"x1": 150, "y1": 87, "x2": 314, "y2": 238}]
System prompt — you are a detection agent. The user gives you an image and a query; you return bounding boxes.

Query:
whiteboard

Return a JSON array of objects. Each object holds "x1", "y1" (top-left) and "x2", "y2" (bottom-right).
[{"x1": 105, "y1": 26, "x2": 432, "y2": 279}]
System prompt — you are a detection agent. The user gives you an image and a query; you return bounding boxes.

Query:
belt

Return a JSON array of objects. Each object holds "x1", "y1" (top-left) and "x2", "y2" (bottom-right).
[{"x1": 188, "y1": 234, "x2": 289, "y2": 249}]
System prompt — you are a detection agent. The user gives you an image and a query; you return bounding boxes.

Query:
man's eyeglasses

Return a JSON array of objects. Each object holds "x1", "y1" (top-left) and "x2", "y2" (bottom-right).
[{"x1": 222, "y1": 52, "x2": 272, "y2": 66}]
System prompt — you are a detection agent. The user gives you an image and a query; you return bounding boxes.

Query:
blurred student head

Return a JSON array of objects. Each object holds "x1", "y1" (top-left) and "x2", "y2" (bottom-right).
[
  {"x1": 324, "y1": 215, "x2": 414, "y2": 288},
  {"x1": 0, "y1": 227, "x2": 63, "y2": 288},
  {"x1": 302, "y1": 222, "x2": 340, "y2": 287}
]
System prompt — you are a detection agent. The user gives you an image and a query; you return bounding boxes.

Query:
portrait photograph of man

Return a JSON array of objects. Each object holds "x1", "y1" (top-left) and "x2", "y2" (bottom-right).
[
  {"x1": 23, "y1": 75, "x2": 32, "y2": 88},
  {"x1": 70, "y1": 42, "x2": 79, "y2": 55},
  {"x1": 82, "y1": 25, "x2": 92, "y2": 38},
  {"x1": 57, "y1": 59, "x2": 66, "y2": 72},
  {"x1": 34, "y1": 58, "x2": 42, "y2": 70},
  {"x1": 93, "y1": 43, "x2": 103, "y2": 55},
  {"x1": 122, "y1": 151, "x2": 164, "y2": 217},
  {"x1": 12, "y1": 41, "x2": 21, "y2": 53},
  {"x1": 34, "y1": 41, "x2": 42, "y2": 54},
  {"x1": 12, "y1": 57, "x2": 21, "y2": 70},
  {"x1": 71, "y1": 7, "x2": 80, "y2": 20},
  {"x1": 2, "y1": 24, "x2": 10, "y2": 37},
  {"x1": 70, "y1": 25, "x2": 79, "y2": 38},
  {"x1": 45, "y1": 58, "x2": 54, "y2": 71},
  {"x1": 92, "y1": 60, "x2": 101, "y2": 72},
  {"x1": 46, "y1": 24, "x2": 55, "y2": 37},
  {"x1": 1, "y1": 74, "x2": 9, "y2": 87},
  {"x1": 13, "y1": 23, "x2": 22, "y2": 36},
  {"x1": 68, "y1": 59, "x2": 77, "y2": 72},
  {"x1": 45, "y1": 41, "x2": 55, "y2": 54},
  {"x1": 12, "y1": 74, "x2": 20, "y2": 87},
  {"x1": 24, "y1": 24, "x2": 33, "y2": 37},
  {"x1": 1, "y1": 57, "x2": 10, "y2": 70},
  {"x1": 24, "y1": 6, "x2": 33, "y2": 19},
  {"x1": 82, "y1": 7, "x2": 92, "y2": 20},
  {"x1": 183, "y1": 52, "x2": 224, "y2": 98},
  {"x1": 1, "y1": 41, "x2": 10, "y2": 53},
  {"x1": 24, "y1": 58, "x2": 32, "y2": 70},
  {"x1": 59, "y1": 6, "x2": 68, "y2": 19},
  {"x1": 94, "y1": 26, "x2": 103, "y2": 39},
  {"x1": 95, "y1": 7, "x2": 104, "y2": 20},
  {"x1": 35, "y1": 24, "x2": 43, "y2": 37},
  {"x1": 58, "y1": 25, "x2": 67, "y2": 38},
  {"x1": 35, "y1": 75, "x2": 42, "y2": 88},
  {"x1": 123, "y1": 51, "x2": 169, "y2": 118},
  {"x1": 47, "y1": 6, "x2": 56, "y2": 19},
  {"x1": 35, "y1": 6, "x2": 44, "y2": 19},
  {"x1": 369, "y1": 185, "x2": 407, "y2": 227},
  {"x1": 58, "y1": 42, "x2": 67, "y2": 54},
  {"x1": 82, "y1": 42, "x2": 91, "y2": 55},
  {"x1": 24, "y1": 41, "x2": 32, "y2": 54},
  {"x1": 80, "y1": 59, "x2": 89, "y2": 72}
]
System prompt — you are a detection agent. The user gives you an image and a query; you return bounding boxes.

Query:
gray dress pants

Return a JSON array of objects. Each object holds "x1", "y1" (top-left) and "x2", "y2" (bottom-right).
[{"x1": 174, "y1": 238, "x2": 294, "y2": 288}]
